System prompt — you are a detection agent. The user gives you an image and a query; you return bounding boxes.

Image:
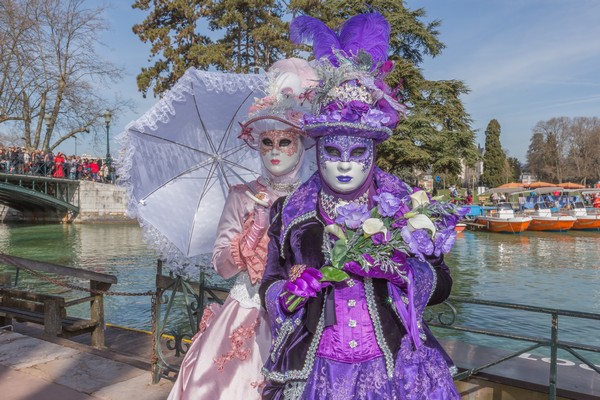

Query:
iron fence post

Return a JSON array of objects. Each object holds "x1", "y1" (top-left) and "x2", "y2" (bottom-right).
[{"x1": 549, "y1": 312, "x2": 558, "y2": 400}]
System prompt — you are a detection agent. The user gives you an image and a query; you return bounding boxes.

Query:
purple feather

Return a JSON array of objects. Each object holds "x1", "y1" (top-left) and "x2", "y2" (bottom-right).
[
  {"x1": 339, "y1": 13, "x2": 390, "y2": 64},
  {"x1": 290, "y1": 16, "x2": 341, "y2": 65}
]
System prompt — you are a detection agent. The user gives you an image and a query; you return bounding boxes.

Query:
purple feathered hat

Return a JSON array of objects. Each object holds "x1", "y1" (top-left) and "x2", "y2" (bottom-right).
[{"x1": 290, "y1": 12, "x2": 406, "y2": 143}]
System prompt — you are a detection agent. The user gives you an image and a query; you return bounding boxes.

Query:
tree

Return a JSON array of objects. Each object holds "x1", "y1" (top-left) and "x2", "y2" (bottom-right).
[
  {"x1": 526, "y1": 132, "x2": 548, "y2": 181},
  {"x1": 209, "y1": 0, "x2": 293, "y2": 73},
  {"x1": 506, "y1": 156, "x2": 522, "y2": 182},
  {"x1": 132, "y1": 1, "x2": 212, "y2": 97},
  {"x1": 527, "y1": 117, "x2": 571, "y2": 183},
  {"x1": 481, "y1": 119, "x2": 506, "y2": 187},
  {"x1": 133, "y1": 1, "x2": 477, "y2": 178},
  {"x1": 565, "y1": 117, "x2": 600, "y2": 186},
  {"x1": 0, "y1": 0, "x2": 128, "y2": 151},
  {"x1": 132, "y1": 0, "x2": 292, "y2": 97}
]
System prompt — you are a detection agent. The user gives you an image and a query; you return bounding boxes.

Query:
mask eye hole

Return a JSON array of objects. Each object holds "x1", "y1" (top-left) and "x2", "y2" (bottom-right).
[
  {"x1": 279, "y1": 139, "x2": 292, "y2": 147},
  {"x1": 261, "y1": 138, "x2": 273, "y2": 147},
  {"x1": 350, "y1": 147, "x2": 366, "y2": 157},
  {"x1": 324, "y1": 146, "x2": 341, "y2": 157}
]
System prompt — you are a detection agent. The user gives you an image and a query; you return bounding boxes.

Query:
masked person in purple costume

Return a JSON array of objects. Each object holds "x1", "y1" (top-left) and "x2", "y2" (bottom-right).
[{"x1": 259, "y1": 13, "x2": 462, "y2": 400}]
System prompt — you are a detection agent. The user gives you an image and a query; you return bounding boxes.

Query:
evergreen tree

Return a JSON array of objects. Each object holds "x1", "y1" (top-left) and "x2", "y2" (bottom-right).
[
  {"x1": 132, "y1": 1, "x2": 211, "y2": 97},
  {"x1": 208, "y1": 0, "x2": 293, "y2": 73},
  {"x1": 132, "y1": 0, "x2": 292, "y2": 97},
  {"x1": 506, "y1": 157, "x2": 522, "y2": 182},
  {"x1": 132, "y1": 1, "x2": 477, "y2": 178},
  {"x1": 481, "y1": 119, "x2": 506, "y2": 187}
]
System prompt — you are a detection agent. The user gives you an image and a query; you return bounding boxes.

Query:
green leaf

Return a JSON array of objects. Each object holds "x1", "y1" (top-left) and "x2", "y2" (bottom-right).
[
  {"x1": 331, "y1": 240, "x2": 348, "y2": 269},
  {"x1": 320, "y1": 266, "x2": 350, "y2": 282}
]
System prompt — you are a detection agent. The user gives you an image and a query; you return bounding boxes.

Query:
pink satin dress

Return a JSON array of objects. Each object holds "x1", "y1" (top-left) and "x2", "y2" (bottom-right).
[{"x1": 168, "y1": 180, "x2": 278, "y2": 399}]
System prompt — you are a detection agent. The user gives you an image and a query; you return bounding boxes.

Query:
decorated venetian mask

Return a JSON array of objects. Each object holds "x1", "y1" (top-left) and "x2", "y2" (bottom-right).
[
  {"x1": 259, "y1": 130, "x2": 303, "y2": 176},
  {"x1": 317, "y1": 135, "x2": 374, "y2": 193}
]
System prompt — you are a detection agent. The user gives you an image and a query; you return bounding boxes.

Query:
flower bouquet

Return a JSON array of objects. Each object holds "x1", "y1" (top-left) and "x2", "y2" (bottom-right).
[{"x1": 281, "y1": 189, "x2": 466, "y2": 312}]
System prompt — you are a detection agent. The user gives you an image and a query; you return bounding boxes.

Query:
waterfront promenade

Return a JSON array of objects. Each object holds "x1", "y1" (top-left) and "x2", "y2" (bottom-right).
[{"x1": 0, "y1": 327, "x2": 173, "y2": 400}]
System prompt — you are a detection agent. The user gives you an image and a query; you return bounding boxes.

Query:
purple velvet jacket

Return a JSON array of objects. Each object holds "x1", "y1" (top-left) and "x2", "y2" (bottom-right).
[{"x1": 258, "y1": 169, "x2": 455, "y2": 388}]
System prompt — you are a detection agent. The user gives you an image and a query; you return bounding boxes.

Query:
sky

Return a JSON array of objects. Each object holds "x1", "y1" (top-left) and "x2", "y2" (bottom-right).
[{"x1": 66, "y1": 0, "x2": 600, "y2": 163}]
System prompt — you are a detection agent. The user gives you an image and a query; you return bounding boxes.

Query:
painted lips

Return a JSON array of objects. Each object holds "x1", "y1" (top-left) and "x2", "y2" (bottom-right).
[
  {"x1": 337, "y1": 175, "x2": 352, "y2": 183},
  {"x1": 270, "y1": 159, "x2": 280, "y2": 165}
]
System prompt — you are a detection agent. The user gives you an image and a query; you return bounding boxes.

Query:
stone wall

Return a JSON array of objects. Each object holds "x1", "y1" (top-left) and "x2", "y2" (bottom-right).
[{"x1": 72, "y1": 181, "x2": 134, "y2": 223}]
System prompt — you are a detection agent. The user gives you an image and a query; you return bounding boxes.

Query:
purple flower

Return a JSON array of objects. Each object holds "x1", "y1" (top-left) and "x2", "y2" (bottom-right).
[
  {"x1": 371, "y1": 230, "x2": 391, "y2": 245},
  {"x1": 361, "y1": 109, "x2": 388, "y2": 127},
  {"x1": 437, "y1": 213, "x2": 460, "y2": 229},
  {"x1": 374, "y1": 192, "x2": 401, "y2": 217},
  {"x1": 391, "y1": 202, "x2": 412, "y2": 228},
  {"x1": 335, "y1": 202, "x2": 370, "y2": 229},
  {"x1": 401, "y1": 226, "x2": 434, "y2": 259},
  {"x1": 341, "y1": 100, "x2": 370, "y2": 122},
  {"x1": 433, "y1": 228, "x2": 457, "y2": 257},
  {"x1": 324, "y1": 101, "x2": 343, "y2": 113}
]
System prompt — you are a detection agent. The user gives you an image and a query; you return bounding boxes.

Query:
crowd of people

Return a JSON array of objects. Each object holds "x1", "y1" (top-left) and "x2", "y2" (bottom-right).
[{"x1": 0, "y1": 146, "x2": 115, "y2": 183}]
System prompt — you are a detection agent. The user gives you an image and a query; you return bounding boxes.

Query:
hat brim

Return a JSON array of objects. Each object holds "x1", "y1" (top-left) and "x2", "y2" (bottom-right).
[{"x1": 303, "y1": 122, "x2": 391, "y2": 144}]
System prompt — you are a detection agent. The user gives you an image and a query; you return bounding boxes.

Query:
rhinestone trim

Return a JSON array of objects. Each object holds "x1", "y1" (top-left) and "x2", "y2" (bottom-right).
[
  {"x1": 348, "y1": 319, "x2": 357, "y2": 328},
  {"x1": 349, "y1": 339, "x2": 358, "y2": 348},
  {"x1": 348, "y1": 299, "x2": 356, "y2": 307},
  {"x1": 262, "y1": 308, "x2": 326, "y2": 383},
  {"x1": 318, "y1": 190, "x2": 369, "y2": 220},
  {"x1": 264, "y1": 177, "x2": 301, "y2": 194}
]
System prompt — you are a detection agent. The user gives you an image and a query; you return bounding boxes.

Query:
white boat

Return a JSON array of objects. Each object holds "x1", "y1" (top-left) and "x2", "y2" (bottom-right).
[
  {"x1": 475, "y1": 202, "x2": 532, "y2": 233},
  {"x1": 562, "y1": 189, "x2": 600, "y2": 231},
  {"x1": 520, "y1": 187, "x2": 576, "y2": 231}
]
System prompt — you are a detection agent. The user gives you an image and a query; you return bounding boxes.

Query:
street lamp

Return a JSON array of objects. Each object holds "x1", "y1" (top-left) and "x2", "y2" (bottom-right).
[
  {"x1": 104, "y1": 110, "x2": 111, "y2": 165},
  {"x1": 73, "y1": 135, "x2": 78, "y2": 155}
]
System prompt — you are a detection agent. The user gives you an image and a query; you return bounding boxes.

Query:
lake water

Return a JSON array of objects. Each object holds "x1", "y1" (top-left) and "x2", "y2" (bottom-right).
[{"x1": 1, "y1": 223, "x2": 599, "y2": 360}]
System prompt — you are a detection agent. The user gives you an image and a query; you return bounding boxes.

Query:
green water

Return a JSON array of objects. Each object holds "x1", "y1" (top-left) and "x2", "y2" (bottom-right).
[{"x1": 1, "y1": 223, "x2": 599, "y2": 362}]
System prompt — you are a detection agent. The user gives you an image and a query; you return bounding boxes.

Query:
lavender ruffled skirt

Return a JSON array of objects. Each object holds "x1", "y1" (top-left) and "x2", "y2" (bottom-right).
[{"x1": 297, "y1": 336, "x2": 459, "y2": 400}]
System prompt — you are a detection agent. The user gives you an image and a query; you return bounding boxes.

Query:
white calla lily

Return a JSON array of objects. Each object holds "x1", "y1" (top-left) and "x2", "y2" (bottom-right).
[
  {"x1": 407, "y1": 214, "x2": 437, "y2": 236},
  {"x1": 410, "y1": 190, "x2": 430, "y2": 209},
  {"x1": 324, "y1": 224, "x2": 347, "y2": 242},
  {"x1": 362, "y1": 218, "x2": 387, "y2": 236}
]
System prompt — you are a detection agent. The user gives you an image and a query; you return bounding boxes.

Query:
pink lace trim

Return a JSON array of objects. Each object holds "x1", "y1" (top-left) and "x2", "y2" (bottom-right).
[
  {"x1": 231, "y1": 217, "x2": 269, "y2": 284},
  {"x1": 213, "y1": 317, "x2": 260, "y2": 371},
  {"x1": 191, "y1": 303, "x2": 220, "y2": 342}
]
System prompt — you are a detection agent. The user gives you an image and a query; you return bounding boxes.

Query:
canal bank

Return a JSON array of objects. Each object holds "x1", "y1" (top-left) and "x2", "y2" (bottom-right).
[
  {"x1": 0, "y1": 181, "x2": 134, "y2": 224},
  {"x1": 1, "y1": 220, "x2": 599, "y2": 398},
  {"x1": 0, "y1": 328, "x2": 173, "y2": 400}
]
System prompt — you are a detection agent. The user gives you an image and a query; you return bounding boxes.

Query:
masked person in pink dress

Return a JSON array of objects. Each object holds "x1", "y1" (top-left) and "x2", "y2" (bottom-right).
[{"x1": 167, "y1": 58, "x2": 317, "y2": 400}]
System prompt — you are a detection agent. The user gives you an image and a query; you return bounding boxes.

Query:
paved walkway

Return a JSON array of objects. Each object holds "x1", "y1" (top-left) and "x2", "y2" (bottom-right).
[{"x1": 0, "y1": 329, "x2": 173, "y2": 400}]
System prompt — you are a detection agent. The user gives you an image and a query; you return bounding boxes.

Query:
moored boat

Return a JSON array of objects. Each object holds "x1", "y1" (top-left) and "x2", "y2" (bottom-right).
[
  {"x1": 475, "y1": 202, "x2": 532, "y2": 233},
  {"x1": 522, "y1": 187, "x2": 576, "y2": 231},
  {"x1": 563, "y1": 189, "x2": 600, "y2": 231}
]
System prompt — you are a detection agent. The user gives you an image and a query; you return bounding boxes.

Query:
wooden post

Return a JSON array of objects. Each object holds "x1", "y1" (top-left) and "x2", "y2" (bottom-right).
[
  {"x1": 44, "y1": 298, "x2": 63, "y2": 337},
  {"x1": 152, "y1": 259, "x2": 163, "y2": 384},
  {"x1": 90, "y1": 280, "x2": 111, "y2": 347}
]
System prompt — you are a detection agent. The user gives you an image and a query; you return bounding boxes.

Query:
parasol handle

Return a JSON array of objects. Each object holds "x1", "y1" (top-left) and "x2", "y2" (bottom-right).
[{"x1": 245, "y1": 191, "x2": 270, "y2": 207}]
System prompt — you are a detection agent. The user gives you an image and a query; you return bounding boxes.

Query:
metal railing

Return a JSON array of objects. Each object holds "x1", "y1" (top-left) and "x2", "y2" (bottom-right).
[
  {"x1": 425, "y1": 296, "x2": 600, "y2": 400},
  {"x1": 151, "y1": 260, "x2": 230, "y2": 383}
]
